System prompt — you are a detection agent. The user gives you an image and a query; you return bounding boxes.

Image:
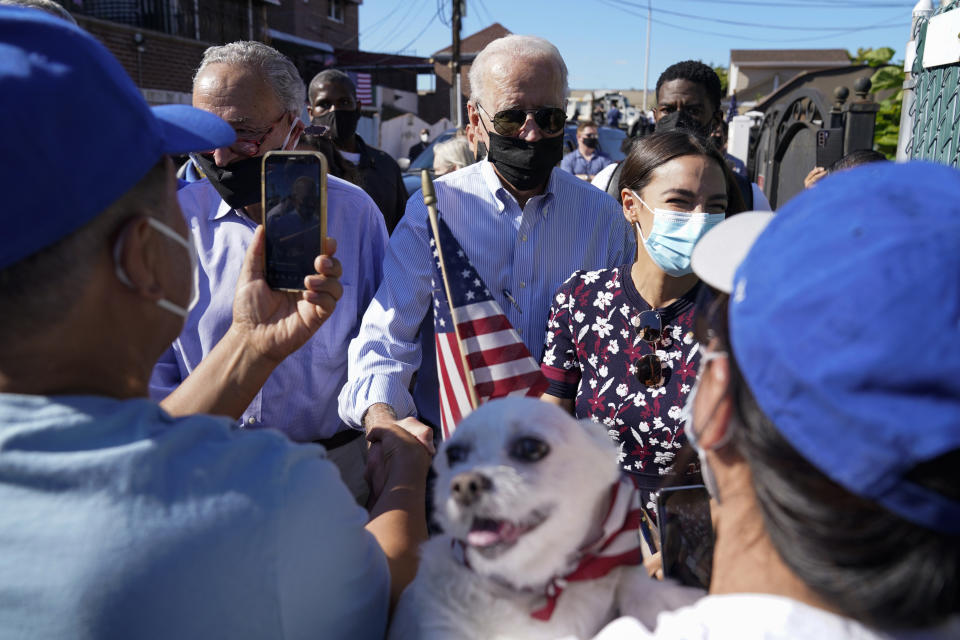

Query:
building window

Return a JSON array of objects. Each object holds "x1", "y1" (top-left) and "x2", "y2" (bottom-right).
[
  {"x1": 327, "y1": 0, "x2": 344, "y2": 22},
  {"x1": 417, "y1": 73, "x2": 436, "y2": 93}
]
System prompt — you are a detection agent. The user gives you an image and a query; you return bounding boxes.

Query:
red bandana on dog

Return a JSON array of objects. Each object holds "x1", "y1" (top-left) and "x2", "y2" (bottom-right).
[{"x1": 452, "y1": 475, "x2": 645, "y2": 621}]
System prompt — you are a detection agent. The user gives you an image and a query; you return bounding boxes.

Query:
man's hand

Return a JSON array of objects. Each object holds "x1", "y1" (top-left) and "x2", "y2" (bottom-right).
[
  {"x1": 231, "y1": 225, "x2": 343, "y2": 363},
  {"x1": 365, "y1": 421, "x2": 433, "y2": 508},
  {"x1": 804, "y1": 166, "x2": 827, "y2": 189},
  {"x1": 363, "y1": 403, "x2": 435, "y2": 455}
]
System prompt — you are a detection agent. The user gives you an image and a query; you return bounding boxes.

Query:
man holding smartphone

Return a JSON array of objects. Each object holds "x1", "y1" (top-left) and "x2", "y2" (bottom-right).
[
  {"x1": 0, "y1": 9, "x2": 427, "y2": 636},
  {"x1": 151, "y1": 41, "x2": 389, "y2": 503}
]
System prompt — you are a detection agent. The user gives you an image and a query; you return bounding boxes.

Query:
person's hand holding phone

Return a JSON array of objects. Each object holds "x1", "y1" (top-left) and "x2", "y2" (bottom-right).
[{"x1": 230, "y1": 225, "x2": 343, "y2": 364}]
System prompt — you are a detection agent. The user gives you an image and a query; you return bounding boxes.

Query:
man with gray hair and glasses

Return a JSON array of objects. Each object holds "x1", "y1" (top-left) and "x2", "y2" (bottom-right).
[
  {"x1": 152, "y1": 41, "x2": 388, "y2": 503},
  {"x1": 340, "y1": 35, "x2": 634, "y2": 447}
]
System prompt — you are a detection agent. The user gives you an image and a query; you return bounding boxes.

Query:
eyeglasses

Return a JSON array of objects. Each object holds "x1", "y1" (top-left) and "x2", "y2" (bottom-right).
[
  {"x1": 232, "y1": 113, "x2": 287, "y2": 157},
  {"x1": 476, "y1": 102, "x2": 566, "y2": 137},
  {"x1": 632, "y1": 309, "x2": 665, "y2": 387}
]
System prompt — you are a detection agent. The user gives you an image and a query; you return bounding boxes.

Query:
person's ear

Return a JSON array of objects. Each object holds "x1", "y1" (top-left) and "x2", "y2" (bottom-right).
[
  {"x1": 621, "y1": 188, "x2": 642, "y2": 224},
  {"x1": 114, "y1": 217, "x2": 165, "y2": 303}
]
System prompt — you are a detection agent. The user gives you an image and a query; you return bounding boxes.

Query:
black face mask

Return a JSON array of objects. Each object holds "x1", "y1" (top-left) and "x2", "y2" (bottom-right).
[
  {"x1": 312, "y1": 109, "x2": 361, "y2": 147},
  {"x1": 655, "y1": 110, "x2": 712, "y2": 139},
  {"x1": 191, "y1": 153, "x2": 262, "y2": 210},
  {"x1": 483, "y1": 130, "x2": 564, "y2": 192},
  {"x1": 582, "y1": 137, "x2": 599, "y2": 149},
  {"x1": 476, "y1": 141, "x2": 488, "y2": 162}
]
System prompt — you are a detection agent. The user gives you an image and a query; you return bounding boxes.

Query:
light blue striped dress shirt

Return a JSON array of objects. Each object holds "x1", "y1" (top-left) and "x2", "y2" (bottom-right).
[
  {"x1": 150, "y1": 177, "x2": 387, "y2": 442},
  {"x1": 338, "y1": 160, "x2": 635, "y2": 428}
]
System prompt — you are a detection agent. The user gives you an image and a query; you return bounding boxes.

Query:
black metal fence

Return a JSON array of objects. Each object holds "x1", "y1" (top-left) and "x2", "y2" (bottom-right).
[{"x1": 69, "y1": 0, "x2": 258, "y2": 43}]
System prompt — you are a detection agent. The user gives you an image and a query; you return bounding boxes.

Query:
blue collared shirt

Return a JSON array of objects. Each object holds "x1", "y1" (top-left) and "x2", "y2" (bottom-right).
[
  {"x1": 0, "y1": 393, "x2": 389, "y2": 638},
  {"x1": 338, "y1": 161, "x2": 635, "y2": 428},
  {"x1": 560, "y1": 149, "x2": 613, "y2": 177},
  {"x1": 150, "y1": 178, "x2": 387, "y2": 442}
]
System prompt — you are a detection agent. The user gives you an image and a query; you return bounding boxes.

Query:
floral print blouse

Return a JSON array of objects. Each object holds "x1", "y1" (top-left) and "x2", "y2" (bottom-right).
[{"x1": 541, "y1": 266, "x2": 704, "y2": 478}]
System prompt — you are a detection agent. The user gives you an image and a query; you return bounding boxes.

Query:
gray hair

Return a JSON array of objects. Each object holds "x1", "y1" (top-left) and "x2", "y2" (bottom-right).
[
  {"x1": 308, "y1": 69, "x2": 356, "y2": 104},
  {"x1": 432, "y1": 138, "x2": 474, "y2": 175},
  {"x1": 0, "y1": 0, "x2": 77, "y2": 23},
  {"x1": 194, "y1": 41, "x2": 305, "y2": 113},
  {"x1": 468, "y1": 35, "x2": 568, "y2": 110}
]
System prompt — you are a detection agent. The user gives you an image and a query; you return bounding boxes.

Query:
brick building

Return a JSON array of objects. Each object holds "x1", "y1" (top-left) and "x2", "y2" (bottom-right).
[{"x1": 60, "y1": 0, "x2": 362, "y2": 104}]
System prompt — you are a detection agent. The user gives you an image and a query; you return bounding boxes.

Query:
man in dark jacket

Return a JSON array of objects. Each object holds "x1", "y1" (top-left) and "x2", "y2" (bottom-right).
[{"x1": 308, "y1": 69, "x2": 408, "y2": 233}]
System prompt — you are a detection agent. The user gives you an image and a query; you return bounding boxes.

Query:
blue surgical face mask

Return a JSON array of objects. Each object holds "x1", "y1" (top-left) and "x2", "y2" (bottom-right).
[{"x1": 631, "y1": 191, "x2": 724, "y2": 277}]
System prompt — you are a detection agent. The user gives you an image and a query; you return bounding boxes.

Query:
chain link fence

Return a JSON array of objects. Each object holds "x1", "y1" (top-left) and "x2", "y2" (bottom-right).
[{"x1": 908, "y1": 0, "x2": 960, "y2": 165}]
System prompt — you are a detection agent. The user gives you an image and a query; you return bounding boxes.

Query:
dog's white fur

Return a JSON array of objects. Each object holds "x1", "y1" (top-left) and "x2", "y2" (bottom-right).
[{"x1": 389, "y1": 398, "x2": 704, "y2": 640}]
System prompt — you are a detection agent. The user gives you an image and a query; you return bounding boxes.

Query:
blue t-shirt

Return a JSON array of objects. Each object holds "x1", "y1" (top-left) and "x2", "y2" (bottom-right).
[{"x1": 0, "y1": 393, "x2": 389, "y2": 639}]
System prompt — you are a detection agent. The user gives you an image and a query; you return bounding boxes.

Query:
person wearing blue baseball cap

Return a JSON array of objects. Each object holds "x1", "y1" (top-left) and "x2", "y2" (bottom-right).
[
  {"x1": 0, "y1": 7, "x2": 429, "y2": 638},
  {"x1": 592, "y1": 161, "x2": 960, "y2": 639}
]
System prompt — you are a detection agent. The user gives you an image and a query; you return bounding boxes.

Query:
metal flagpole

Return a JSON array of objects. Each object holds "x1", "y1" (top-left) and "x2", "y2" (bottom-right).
[
  {"x1": 422, "y1": 170, "x2": 480, "y2": 410},
  {"x1": 642, "y1": 0, "x2": 652, "y2": 111}
]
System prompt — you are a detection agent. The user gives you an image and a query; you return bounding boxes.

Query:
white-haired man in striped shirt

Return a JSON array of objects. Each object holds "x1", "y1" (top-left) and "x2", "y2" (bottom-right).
[{"x1": 339, "y1": 35, "x2": 635, "y2": 449}]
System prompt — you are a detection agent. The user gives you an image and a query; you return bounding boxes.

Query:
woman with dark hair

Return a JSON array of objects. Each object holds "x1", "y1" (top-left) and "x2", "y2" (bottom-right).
[
  {"x1": 541, "y1": 130, "x2": 745, "y2": 494},
  {"x1": 593, "y1": 161, "x2": 960, "y2": 638}
]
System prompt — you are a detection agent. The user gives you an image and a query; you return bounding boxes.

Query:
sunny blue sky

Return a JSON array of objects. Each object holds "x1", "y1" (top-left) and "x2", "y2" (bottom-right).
[{"x1": 357, "y1": 0, "x2": 918, "y2": 90}]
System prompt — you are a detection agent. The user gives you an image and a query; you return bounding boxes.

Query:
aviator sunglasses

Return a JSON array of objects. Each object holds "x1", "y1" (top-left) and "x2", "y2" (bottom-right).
[
  {"x1": 476, "y1": 102, "x2": 566, "y2": 137},
  {"x1": 632, "y1": 309, "x2": 666, "y2": 388}
]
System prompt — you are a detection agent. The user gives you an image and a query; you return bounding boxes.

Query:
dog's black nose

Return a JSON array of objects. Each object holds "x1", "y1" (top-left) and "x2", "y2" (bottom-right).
[{"x1": 450, "y1": 471, "x2": 492, "y2": 506}]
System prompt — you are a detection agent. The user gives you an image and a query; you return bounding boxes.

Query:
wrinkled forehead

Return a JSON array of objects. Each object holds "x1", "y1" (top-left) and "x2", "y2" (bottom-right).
[
  {"x1": 482, "y1": 53, "x2": 564, "y2": 110},
  {"x1": 193, "y1": 63, "x2": 282, "y2": 122}
]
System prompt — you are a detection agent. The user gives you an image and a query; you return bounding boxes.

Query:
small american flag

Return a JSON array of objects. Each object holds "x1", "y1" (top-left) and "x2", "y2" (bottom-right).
[
  {"x1": 430, "y1": 216, "x2": 549, "y2": 439},
  {"x1": 351, "y1": 72, "x2": 373, "y2": 107}
]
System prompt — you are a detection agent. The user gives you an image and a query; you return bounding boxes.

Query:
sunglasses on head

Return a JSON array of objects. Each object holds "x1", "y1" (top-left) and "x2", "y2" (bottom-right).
[
  {"x1": 632, "y1": 309, "x2": 665, "y2": 388},
  {"x1": 477, "y1": 102, "x2": 566, "y2": 137}
]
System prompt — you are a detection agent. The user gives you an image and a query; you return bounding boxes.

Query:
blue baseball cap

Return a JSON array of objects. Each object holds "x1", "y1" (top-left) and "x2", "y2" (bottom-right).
[
  {"x1": 691, "y1": 161, "x2": 960, "y2": 534},
  {"x1": 0, "y1": 7, "x2": 235, "y2": 270}
]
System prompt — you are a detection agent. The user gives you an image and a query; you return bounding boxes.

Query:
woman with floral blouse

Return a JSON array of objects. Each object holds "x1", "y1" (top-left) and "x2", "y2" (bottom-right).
[{"x1": 541, "y1": 130, "x2": 745, "y2": 498}]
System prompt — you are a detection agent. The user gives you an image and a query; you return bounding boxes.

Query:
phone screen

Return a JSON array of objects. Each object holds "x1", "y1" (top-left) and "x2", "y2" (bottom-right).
[
  {"x1": 262, "y1": 151, "x2": 328, "y2": 291},
  {"x1": 657, "y1": 484, "x2": 715, "y2": 590}
]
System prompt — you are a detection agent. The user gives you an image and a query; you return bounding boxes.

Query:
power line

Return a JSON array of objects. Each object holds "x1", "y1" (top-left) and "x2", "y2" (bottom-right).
[
  {"x1": 661, "y1": 0, "x2": 913, "y2": 7},
  {"x1": 600, "y1": 0, "x2": 906, "y2": 43},
  {"x1": 606, "y1": 0, "x2": 907, "y2": 31},
  {"x1": 367, "y1": 0, "x2": 431, "y2": 52}
]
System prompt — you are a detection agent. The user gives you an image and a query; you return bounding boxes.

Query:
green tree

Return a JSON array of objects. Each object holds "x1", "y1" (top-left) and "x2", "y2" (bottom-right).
[
  {"x1": 850, "y1": 47, "x2": 903, "y2": 158},
  {"x1": 713, "y1": 65, "x2": 729, "y2": 96}
]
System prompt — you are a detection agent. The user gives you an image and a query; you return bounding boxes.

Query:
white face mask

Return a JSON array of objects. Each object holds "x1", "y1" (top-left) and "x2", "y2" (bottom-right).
[
  {"x1": 682, "y1": 349, "x2": 730, "y2": 502},
  {"x1": 420, "y1": 132, "x2": 429, "y2": 143},
  {"x1": 280, "y1": 116, "x2": 300, "y2": 150},
  {"x1": 114, "y1": 217, "x2": 199, "y2": 319}
]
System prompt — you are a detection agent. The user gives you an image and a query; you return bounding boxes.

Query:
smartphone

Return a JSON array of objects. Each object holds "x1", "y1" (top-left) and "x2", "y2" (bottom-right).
[
  {"x1": 815, "y1": 128, "x2": 844, "y2": 170},
  {"x1": 261, "y1": 151, "x2": 328, "y2": 291},
  {"x1": 657, "y1": 484, "x2": 715, "y2": 590}
]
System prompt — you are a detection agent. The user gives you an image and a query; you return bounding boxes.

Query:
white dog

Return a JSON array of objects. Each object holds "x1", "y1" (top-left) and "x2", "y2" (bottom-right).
[{"x1": 389, "y1": 398, "x2": 703, "y2": 640}]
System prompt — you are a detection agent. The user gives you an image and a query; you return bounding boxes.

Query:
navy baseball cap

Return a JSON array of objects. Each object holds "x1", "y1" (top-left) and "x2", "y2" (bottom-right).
[
  {"x1": 0, "y1": 7, "x2": 235, "y2": 270},
  {"x1": 691, "y1": 161, "x2": 960, "y2": 534}
]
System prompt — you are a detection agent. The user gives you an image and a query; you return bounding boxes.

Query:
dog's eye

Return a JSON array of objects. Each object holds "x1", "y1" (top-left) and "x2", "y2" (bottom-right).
[
  {"x1": 510, "y1": 437, "x2": 550, "y2": 462},
  {"x1": 446, "y1": 444, "x2": 470, "y2": 466}
]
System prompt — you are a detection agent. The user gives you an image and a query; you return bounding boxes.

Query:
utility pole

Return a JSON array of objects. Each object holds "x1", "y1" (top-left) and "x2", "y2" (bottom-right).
[
  {"x1": 642, "y1": 0, "x2": 651, "y2": 111},
  {"x1": 451, "y1": 0, "x2": 463, "y2": 128}
]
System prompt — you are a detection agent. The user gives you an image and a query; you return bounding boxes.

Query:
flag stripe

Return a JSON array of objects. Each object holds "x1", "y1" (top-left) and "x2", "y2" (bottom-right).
[
  {"x1": 465, "y1": 342, "x2": 536, "y2": 371},
  {"x1": 461, "y1": 328, "x2": 523, "y2": 353},
  {"x1": 475, "y1": 370, "x2": 550, "y2": 399},
  {"x1": 471, "y1": 357, "x2": 541, "y2": 385},
  {"x1": 456, "y1": 314, "x2": 512, "y2": 338},
  {"x1": 437, "y1": 334, "x2": 473, "y2": 422}
]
